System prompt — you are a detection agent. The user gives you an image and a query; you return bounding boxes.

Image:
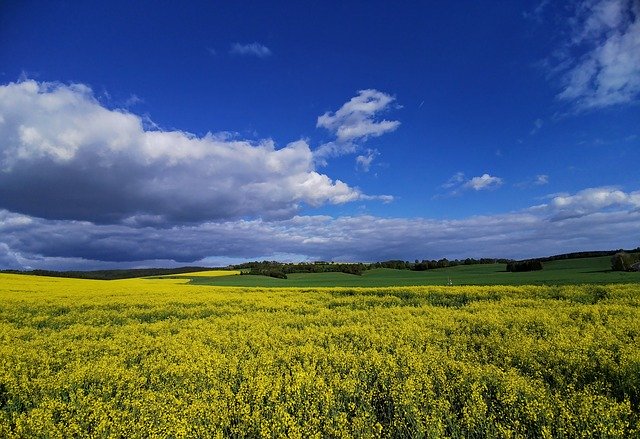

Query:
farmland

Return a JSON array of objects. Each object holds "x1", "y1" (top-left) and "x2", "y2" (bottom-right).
[
  {"x1": 1, "y1": 273, "x2": 639, "y2": 437},
  {"x1": 187, "y1": 256, "x2": 640, "y2": 287}
]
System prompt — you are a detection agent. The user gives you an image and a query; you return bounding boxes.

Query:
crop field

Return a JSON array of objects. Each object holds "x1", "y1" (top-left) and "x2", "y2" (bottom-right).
[
  {"x1": 187, "y1": 257, "x2": 640, "y2": 287},
  {"x1": 1, "y1": 273, "x2": 639, "y2": 438},
  {"x1": 170, "y1": 270, "x2": 242, "y2": 278}
]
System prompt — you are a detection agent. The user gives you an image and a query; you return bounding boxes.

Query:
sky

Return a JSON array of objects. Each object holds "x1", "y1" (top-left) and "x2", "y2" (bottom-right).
[{"x1": 0, "y1": 0, "x2": 639, "y2": 269}]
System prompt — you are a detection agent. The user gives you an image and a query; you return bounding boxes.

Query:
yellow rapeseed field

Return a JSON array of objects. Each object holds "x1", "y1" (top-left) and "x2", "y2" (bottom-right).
[{"x1": 0, "y1": 273, "x2": 638, "y2": 438}]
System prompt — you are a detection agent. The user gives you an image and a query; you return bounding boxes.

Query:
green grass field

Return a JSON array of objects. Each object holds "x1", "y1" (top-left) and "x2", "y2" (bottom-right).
[{"x1": 186, "y1": 256, "x2": 640, "y2": 287}]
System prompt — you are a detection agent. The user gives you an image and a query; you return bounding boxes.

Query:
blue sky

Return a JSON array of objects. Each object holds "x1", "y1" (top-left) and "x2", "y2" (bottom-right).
[{"x1": 0, "y1": 0, "x2": 639, "y2": 269}]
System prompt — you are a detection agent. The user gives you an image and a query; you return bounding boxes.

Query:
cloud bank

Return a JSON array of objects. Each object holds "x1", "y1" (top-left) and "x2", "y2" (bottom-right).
[
  {"x1": 1, "y1": 186, "x2": 639, "y2": 269},
  {"x1": 0, "y1": 80, "x2": 370, "y2": 224}
]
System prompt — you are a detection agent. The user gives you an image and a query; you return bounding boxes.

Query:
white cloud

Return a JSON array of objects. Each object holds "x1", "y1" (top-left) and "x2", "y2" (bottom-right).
[
  {"x1": 542, "y1": 186, "x2": 640, "y2": 220},
  {"x1": 0, "y1": 80, "x2": 373, "y2": 224},
  {"x1": 355, "y1": 149, "x2": 379, "y2": 172},
  {"x1": 556, "y1": 0, "x2": 640, "y2": 109},
  {"x1": 1, "y1": 185, "x2": 639, "y2": 269},
  {"x1": 229, "y1": 42, "x2": 272, "y2": 58},
  {"x1": 317, "y1": 89, "x2": 400, "y2": 143},
  {"x1": 441, "y1": 172, "x2": 503, "y2": 194},
  {"x1": 313, "y1": 141, "x2": 358, "y2": 164},
  {"x1": 465, "y1": 174, "x2": 503, "y2": 191},
  {"x1": 313, "y1": 90, "x2": 400, "y2": 166}
]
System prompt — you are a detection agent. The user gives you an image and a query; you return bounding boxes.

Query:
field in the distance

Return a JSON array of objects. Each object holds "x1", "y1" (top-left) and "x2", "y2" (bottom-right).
[
  {"x1": 168, "y1": 269, "x2": 241, "y2": 277},
  {"x1": 187, "y1": 256, "x2": 640, "y2": 287},
  {"x1": 1, "y1": 273, "x2": 638, "y2": 437}
]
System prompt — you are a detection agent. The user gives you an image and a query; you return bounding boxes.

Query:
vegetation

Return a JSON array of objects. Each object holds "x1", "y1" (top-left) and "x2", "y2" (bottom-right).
[
  {"x1": 246, "y1": 267, "x2": 289, "y2": 279},
  {"x1": 234, "y1": 261, "x2": 367, "y2": 277},
  {"x1": 1, "y1": 274, "x2": 639, "y2": 437},
  {"x1": 0, "y1": 266, "x2": 224, "y2": 280},
  {"x1": 611, "y1": 252, "x2": 640, "y2": 272},
  {"x1": 368, "y1": 249, "x2": 640, "y2": 272},
  {"x1": 539, "y1": 248, "x2": 640, "y2": 262},
  {"x1": 506, "y1": 259, "x2": 544, "y2": 272},
  {"x1": 376, "y1": 258, "x2": 511, "y2": 271},
  {"x1": 190, "y1": 257, "x2": 640, "y2": 287}
]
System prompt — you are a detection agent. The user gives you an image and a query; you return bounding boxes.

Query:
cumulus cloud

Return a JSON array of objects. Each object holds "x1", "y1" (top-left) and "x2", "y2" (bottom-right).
[
  {"x1": 314, "y1": 89, "x2": 400, "y2": 163},
  {"x1": 0, "y1": 80, "x2": 370, "y2": 224},
  {"x1": 555, "y1": 0, "x2": 640, "y2": 110},
  {"x1": 1, "y1": 185, "x2": 639, "y2": 269},
  {"x1": 229, "y1": 42, "x2": 272, "y2": 58},
  {"x1": 441, "y1": 172, "x2": 503, "y2": 195}
]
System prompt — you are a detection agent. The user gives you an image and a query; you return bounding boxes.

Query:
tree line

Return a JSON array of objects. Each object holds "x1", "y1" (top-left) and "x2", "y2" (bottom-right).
[
  {"x1": 373, "y1": 258, "x2": 512, "y2": 271},
  {"x1": 235, "y1": 258, "x2": 517, "y2": 278},
  {"x1": 0, "y1": 267, "x2": 215, "y2": 280},
  {"x1": 539, "y1": 248, "x2": 640, "y2": 262},
  {"x1": 233, "y1": 261, "x2": 367, "y2": 279}
]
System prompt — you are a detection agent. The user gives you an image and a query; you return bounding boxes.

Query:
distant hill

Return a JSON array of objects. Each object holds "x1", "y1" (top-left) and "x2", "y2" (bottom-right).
[{"x1": 536, "y1": 249, "x2": 640, "y2": 262}]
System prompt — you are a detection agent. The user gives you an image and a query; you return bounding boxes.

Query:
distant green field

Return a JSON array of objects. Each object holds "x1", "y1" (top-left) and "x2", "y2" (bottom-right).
[{"x1": 188, "y1": 256, "x2": 640, "y2": 287}]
